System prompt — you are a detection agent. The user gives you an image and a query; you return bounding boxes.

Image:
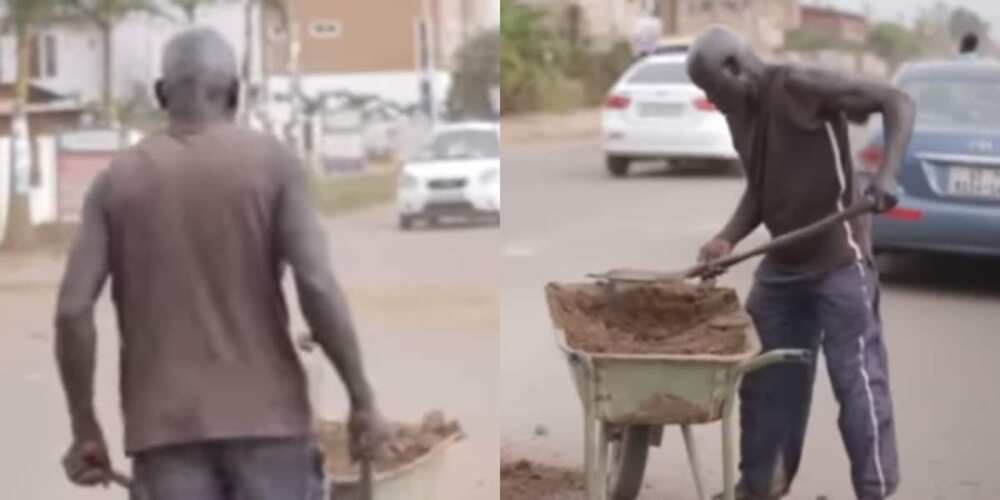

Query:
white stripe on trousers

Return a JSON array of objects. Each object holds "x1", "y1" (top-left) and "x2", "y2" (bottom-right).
[{"x1": 825, "y1": 121, "x2": 887, "y2": 497}]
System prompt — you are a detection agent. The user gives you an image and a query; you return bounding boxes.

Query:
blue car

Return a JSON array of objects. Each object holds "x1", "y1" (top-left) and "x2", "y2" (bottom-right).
[{"x1": 860, "y1": 59, "x2": 1000, "y2": 258}]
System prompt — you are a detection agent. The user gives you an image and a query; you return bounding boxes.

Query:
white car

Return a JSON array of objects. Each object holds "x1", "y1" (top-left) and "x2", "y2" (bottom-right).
[
  {"x1": 397, "y1": 123, "x2": 500, "y2": 230},
  {"x1": 602, "y1": 53, "x2": 739, "y2": 177}
]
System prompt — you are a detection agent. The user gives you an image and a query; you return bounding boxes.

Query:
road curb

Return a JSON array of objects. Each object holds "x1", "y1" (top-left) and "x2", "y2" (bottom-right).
[{"x1": 502, "y1": 109, "x2": 601, "y2": 146}]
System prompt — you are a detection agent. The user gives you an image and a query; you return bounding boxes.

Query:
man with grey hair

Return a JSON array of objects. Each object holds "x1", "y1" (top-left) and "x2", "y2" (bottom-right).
[
  {"x1": 54, "y1": 28, "x2": 384, "y2": 499},
  {"x1": 686, "y1": 26, "x2": 914, "y2": 500}
]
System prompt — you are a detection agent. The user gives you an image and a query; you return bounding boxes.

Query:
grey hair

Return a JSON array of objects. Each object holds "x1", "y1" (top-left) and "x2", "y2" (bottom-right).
[{"x1": 161, "y1": 28, "x2": 238, "y2": 88}]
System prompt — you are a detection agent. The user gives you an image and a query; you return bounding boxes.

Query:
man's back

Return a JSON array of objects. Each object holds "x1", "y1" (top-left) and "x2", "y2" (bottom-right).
[{"x1": 104, "y1": 123, "x2": 309, "y2": 453}]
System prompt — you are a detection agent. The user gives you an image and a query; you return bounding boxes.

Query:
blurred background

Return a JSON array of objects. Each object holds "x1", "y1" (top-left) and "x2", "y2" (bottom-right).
[
  {"x1": 501, "y1": 1, "x2": 1000, "y2": 500},
  {"x1": 0, "y1": 1, "x2": 500, "y2": 499}
]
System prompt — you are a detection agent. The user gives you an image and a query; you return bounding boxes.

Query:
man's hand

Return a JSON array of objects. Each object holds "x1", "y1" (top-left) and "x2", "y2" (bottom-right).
[
  {"x1": 62, "y1": 437, "x2": 111, "y2": 486},
  {"x1": 698, "y1": 237, "x2": 733, "y2": 264},
  {"x1": 348, "y1": 401, "x2": 389, "y2": 462},
  {"x1": 863, "y1": 184, "x2": 898, "y2": 214}
]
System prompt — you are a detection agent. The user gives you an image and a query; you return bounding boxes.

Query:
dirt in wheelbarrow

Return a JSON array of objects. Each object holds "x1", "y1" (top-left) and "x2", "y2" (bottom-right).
[
  {"x1": 315, "y1": 410, "x2": 463, "y2": 477},
  {"x1": 500, "y1": 459, "x2": 585, "y2": 500},
  {"x1": 546, "y1": 282, "x2": 750, "y2": 355}
]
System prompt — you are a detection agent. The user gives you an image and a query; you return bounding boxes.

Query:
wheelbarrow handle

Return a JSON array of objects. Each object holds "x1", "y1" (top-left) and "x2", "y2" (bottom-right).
[
  {"x1": 104, "y1": 468, "x2": 132, "y2": 489},
  {"x1": 732, "y1": 349, "x2": 811, "y2": 377}
]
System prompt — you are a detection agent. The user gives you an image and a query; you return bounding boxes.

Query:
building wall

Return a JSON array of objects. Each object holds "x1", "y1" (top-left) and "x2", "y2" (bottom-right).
[
  {"x1": 800, "y1": 6, "x2": 867, "y2": 44},
  {"x1": 0, "y1": 2, "x2": 249, "y2": 106},
  {"x1": 114, "y1": 3, "x2": 249, "y2": 103},
  {"x1": 0, "y1": 26, "x2": 103, "y2": 103},
  {"x1": 665, "y1": 0, "x2": 801, "y2": 55},
  {"x1": 264, "y1": 0, "x2": 429, "y2": 75}
]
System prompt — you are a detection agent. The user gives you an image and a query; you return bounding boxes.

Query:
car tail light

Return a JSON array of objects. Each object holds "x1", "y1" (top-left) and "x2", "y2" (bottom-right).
[
  {"x1": 605, "y1": 94, "x2": 631, "y2": 110},
  {"x1": 693, "y1": 96, "x2": 718, "y2": 112},
  {"x1": 884, "y1": 207, "x2": 923, "y2": 221},
  {"x1": 860, "y1": 144, "x2": 884, "y2": 172}
]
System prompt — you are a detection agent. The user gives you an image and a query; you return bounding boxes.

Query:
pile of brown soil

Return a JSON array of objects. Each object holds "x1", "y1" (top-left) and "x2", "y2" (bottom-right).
[
  {"x1": 316, "y1": 411, "x2": 462, "y2": 477},
  {"x1": 545, "y1": 282, "x2": 750, "y2": 355},
  {"x1": 500, "y1": 459, "x2": 585, "y2": 500}
]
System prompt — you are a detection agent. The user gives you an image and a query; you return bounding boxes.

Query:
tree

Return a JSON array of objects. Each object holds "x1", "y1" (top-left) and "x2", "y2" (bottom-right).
[
  {"x1": 948, "y1": 6, "x2": 989, "y2": 42},
  {"x1": 500, "y1": 0, "x2": 566, "y2": 112},
  {"x1": 63, "y1": 0, "x2": 168, "y2": 126},
  {"x1": 867, "y1": 22, "x2": 925, "y2": 72},
  {"x1": 0, "y1": 0, "x2": 65, "y2": 248},
  {"x1": 242, "y1": 0, "x2": 289, "y2": 129},
  {"x1": 169, "y1": 0, "x2": 234, "y2": 23},
  {"x1": 447, "y1": 30, "x2": 500, "y2": 120}
]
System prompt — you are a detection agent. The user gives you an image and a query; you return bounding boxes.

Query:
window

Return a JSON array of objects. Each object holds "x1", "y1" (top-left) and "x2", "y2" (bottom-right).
[
  {"x1": 415, "y1": 129, "x2": 500, "y2": 162},
  {"x1": 45, "y1": 35, "x2": 57, "y2": 78},
  {"x1": 627, "y1": 62, "x2": 692, "y2": 84},
  {"x1": 28, "y1": 33, "x2": 58, "y2": 79},
  {"x1": 309, "y1": 20, "x2": 343, "y2": 38},
  {"x1": 902, "y1": 78, "x2": 1000, "y2": 129}
]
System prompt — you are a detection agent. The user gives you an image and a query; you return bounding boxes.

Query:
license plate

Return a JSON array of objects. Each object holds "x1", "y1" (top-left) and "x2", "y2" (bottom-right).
[
  {"x1": 637, "y1": 102, "x2": 682, "y2": 118},
  {"x1": 947, "y1": 166, "x2": 1000, "y2": 199}
]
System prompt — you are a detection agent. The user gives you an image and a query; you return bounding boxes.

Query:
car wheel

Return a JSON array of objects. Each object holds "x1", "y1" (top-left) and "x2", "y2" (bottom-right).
[
  {"x1": 399, "y1": 215, "x2": 414, "y2": 230},
  {"x1": 607, "y1": 156, "x2": 631, "y2": 177}
]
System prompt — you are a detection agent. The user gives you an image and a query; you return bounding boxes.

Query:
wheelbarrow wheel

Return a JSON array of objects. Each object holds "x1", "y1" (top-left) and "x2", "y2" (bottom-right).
[{"x1": 609, "y1": 425, "x2": 652, "y2": 500}]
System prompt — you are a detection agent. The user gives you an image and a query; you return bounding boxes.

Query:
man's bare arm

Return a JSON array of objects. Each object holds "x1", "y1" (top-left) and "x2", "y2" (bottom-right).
[
  {"x1": 55, "y1": 171, "x2": 111, "y2": 441},
  {"x1": 716, "y1": 187, "x2": 762, "y2": 246},
  {"x1": 276, "y1": 154, "x2": 373, "y2": 406},
  {"x1": 787, "y1": 67, "x2": 916, "y2": 192}
]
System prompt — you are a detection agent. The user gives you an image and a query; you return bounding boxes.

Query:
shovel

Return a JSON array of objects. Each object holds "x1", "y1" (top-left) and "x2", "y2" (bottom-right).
[{"x1": 589, "y1": 194, "x2": 894, "y2": 285}]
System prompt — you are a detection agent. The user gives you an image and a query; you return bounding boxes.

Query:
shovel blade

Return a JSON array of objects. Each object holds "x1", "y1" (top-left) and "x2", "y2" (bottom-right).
[{"x1": 587, "y1": 267, "x2": 692, "y2": 284}]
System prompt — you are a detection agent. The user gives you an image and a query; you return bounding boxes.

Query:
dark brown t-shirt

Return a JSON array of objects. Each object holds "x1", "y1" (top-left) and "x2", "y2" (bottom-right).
[
  {"x1": 727, "y1": 65, "x2": 871, "y2": 274},
  {"x1": 102, "y1": 122, "x2": 310, "y2": 452}
]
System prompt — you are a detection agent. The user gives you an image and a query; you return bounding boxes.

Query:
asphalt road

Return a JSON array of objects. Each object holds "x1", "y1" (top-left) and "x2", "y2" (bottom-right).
[
  {"x1": 0, "y1": 204, "x2": 499, "y2": 499},
  {"x1": 500, "y1": 140, "x2": 1000, "y2": 499}
]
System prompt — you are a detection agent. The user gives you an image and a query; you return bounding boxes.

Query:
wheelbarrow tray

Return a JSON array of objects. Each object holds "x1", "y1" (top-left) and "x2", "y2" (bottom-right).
[
  {"x1": 327, "y1": 433, "x2": 460, "y2": 500},
  {"x1": 553, "y1": 326, "x2": 762, "y2": 426}
]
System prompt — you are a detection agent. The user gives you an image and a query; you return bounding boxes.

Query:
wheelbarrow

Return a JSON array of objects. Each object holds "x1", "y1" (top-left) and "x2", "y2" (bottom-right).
[
  {"x1": 544, "y1": 195, "x2": 891, "y2": 500},
  {"x1": 546, "y1": 283, "x2": 809, "y2": 500},
  {"x1": 326, "y1": 431, "x2": 462, "y2": 500}
]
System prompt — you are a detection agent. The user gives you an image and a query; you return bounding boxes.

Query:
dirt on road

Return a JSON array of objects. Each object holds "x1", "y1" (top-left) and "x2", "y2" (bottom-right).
[
  {"x1": 545, "y1": 282, "x2": 750, "y2": 355},
  {"x1": 500, "y1": 459, "x2": 584, "y2": 500}
]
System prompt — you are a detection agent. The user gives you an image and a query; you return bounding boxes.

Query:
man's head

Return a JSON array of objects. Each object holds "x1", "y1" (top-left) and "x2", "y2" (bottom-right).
[
  {"x1": 960, "y1": 33, "x2": 979, "y2": 54},
  {"x1": 686, "y1": 26, "x2": 764, "y2": 115},
  {"x1": 156, "y1": 28, "x2": 239, "y2": 122}
]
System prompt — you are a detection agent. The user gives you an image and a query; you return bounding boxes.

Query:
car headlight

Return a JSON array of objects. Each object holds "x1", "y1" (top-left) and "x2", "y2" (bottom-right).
[
  {"x1": 399, "y1": 173, "x2": 419, "y2": 189},
  {"x1": 479, "y1": 168, "x2": 499, "y2": 185}
]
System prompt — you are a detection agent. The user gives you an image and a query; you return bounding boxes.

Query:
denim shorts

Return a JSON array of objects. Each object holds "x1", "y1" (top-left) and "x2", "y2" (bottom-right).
[{"x1": 130, "y1": 436, "x2": 327, "y2": 500}]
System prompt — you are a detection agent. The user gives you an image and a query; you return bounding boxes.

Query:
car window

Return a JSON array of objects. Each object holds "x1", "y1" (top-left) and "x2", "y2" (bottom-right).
[
  {"x1": 627, "y1": 62, "x2": 691, "y2": 84},
  {"x1": 902, "y1": 78, "x2": 1000, "y2": 129},
  {"x1": 415, "y1": 129, "x2": 500, "y2": 162}
]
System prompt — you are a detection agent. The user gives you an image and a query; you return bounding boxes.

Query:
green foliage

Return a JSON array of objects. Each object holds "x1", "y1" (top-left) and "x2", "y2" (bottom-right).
[
  {"x1": 501, "y1": 0, "x2": 633, "y2": 113},
  {"x1": 447, "y1": 30, "x2": 500, "y2": 120},
  {"x1": 500, "y1": 0, "x2": 569, "y2": 113},
  {"x1": 784, "y1": 28, "x2": 855, "y2": 52},
  {"x1": 169, "y1": 0, "x2": 238, "y2": 22},
  {"x1": 867, "y1": 22, "x2": 925, "y2": 71},
  {"x1": 564, "y1": 41, "x2": 633, "y2": 106}
]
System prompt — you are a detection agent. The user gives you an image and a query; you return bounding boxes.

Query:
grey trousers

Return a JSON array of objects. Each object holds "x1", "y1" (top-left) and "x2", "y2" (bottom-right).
[
  {"x1": 739, "y1": 259, "x2": 899, "y2": 500},
  {"x1": 130, "y1": 437, "x2": 327, "y2": 500}
]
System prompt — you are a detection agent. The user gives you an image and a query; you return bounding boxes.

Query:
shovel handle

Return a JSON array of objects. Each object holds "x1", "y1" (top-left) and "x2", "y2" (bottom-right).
[{"x1": 690, "y1": 194, "x2": 893, "y2": 278}]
